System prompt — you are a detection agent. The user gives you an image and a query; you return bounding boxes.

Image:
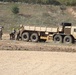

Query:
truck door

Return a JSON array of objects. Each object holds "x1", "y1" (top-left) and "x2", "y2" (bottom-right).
[
  {"x1": 71, "y1": 26, "x2": 76, "y2": 39},
  {"x1": 64, "y1": 26, "x2": 71, "y2": 35}
]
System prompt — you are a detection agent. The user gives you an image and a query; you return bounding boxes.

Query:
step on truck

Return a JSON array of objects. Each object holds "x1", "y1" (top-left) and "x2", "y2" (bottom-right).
[{"x1": 19, "y1": 23, "x2": 76, "y2": 44}]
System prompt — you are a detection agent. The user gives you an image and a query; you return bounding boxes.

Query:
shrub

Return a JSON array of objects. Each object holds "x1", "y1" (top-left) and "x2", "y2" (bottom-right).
[
  {"x1": 60, "y1": 5, "x2": 66, "y2": 11},
  {"x1": 12, "y1": 5, "x2": 19, "y2": 14},
  {"x1": 57, "y1": 0, "x2": 76, "y2": 6}
]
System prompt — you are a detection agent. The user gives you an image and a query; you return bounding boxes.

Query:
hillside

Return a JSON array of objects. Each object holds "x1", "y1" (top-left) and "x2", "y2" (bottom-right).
[{"x1": 0, "y1": 3, "x2": 76, "y2": 32}]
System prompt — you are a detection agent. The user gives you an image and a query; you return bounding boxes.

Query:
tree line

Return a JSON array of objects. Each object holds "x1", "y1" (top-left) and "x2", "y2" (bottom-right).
[{"x1": 0, "y1": 0, "x2": 76, "y2": 6}]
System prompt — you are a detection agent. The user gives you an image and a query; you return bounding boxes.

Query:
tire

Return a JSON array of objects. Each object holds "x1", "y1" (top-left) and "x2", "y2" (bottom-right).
[
  {"x1": 21, "y1": 32, "x2": 29, "y2": 41},
  {"x1": 30, "y1": 33, "x2": 39, "y2": 42},
  {"x1": 53, "y1": 34, "x2": 62, "y2": 43},
  {"x1": 63, "y1": 35, "x2": 73, "y2": 44}
]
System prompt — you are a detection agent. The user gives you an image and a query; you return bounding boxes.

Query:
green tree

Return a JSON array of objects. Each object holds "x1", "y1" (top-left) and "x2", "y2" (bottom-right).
[{"x1": 12, "y1": 5, "x2": 19, "y2": 14}]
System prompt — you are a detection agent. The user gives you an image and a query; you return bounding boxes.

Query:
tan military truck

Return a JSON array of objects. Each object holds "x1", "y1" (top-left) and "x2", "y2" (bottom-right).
[{"x1": 19, "y1": 23, "x2": 76, "y2": 44}]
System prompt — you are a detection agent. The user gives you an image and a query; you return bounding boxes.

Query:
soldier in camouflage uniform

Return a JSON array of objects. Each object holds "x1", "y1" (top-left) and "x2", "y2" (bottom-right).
[
  {"x1": 10, "y1": 28, "x2": 16, "y2": 40},
  {"x1": 0, "y1": 26, "x2": 3, "y2": 40},
  {"x1": 16, "y1": 24, "x2": 24, "y2": 40},
  {"x1": 16, "y1": 29, "x2": 20, "y2": 40},
  {"x1": 19, "y1": 24, "x2": 24, "y2": 36}
]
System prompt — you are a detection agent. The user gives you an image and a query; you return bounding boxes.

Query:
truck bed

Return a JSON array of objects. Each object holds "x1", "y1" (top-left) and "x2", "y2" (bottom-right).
[{"x1": 24, "y1": 26, "x2": 58, "y2": 33}]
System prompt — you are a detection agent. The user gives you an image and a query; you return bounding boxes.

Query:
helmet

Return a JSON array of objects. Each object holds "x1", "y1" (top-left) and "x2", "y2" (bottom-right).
[{"x1": 20, "y1": 24, "x2": 23, "y2": 27}]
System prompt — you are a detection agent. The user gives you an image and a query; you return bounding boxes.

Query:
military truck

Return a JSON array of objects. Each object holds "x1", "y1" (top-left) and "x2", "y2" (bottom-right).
[{"x1": 19, "y1": 23, "x2": 76, "y2": 44}]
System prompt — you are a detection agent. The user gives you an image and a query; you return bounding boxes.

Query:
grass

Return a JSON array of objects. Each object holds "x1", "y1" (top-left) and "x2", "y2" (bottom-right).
[{"x1": 0, "y1": 3, "x2": 76, "y2": 33}]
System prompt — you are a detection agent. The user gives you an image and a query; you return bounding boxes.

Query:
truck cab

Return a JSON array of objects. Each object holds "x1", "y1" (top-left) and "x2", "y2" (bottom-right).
[{"x1": 53, "y1": 23, "x2": 76, "y2": 44}]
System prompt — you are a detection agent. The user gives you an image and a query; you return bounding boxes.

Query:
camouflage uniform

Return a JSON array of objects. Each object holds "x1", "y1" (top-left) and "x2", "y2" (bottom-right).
[
  {"x1": 10, "y1": 28, "x2": 16, "y2": 40},
  {"x1": 0, "y1": 26, "x2": 3, "y2": 40},
  {"x1": 16, "y1": 24, "x2": 24, "y2": 40},
  {"x1": 19, "y1": 24, "x2": 24, "y2": 37},
  {"x1": 16, "y1": 29, "x2": 20, "y2": 40}
]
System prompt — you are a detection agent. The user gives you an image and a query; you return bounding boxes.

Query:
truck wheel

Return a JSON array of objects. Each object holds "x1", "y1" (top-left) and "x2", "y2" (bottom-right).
[
  {"x1": 63, "y1": 35, "x2": 73, "y2": 44},
  {"x1": 53, "y1": 34, "x2": 62, "y2": 43},
  {"x1": 30, "y1": 33, "x2": 39, "y2": 42},
  {"x1": 22, "y1": 32, "x2": 29, "y2": 41}
]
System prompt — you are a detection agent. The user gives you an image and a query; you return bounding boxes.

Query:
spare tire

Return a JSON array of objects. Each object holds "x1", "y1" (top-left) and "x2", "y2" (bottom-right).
[
  {"x1": 53, "y1": 34, "x2": 62, "y2": 43},
  {"x1": 30, "y1": 33, "x2": 39, "y2": 42},
  {"x1": 22, "y1": 32, "x2": 29, "y2": 41}
]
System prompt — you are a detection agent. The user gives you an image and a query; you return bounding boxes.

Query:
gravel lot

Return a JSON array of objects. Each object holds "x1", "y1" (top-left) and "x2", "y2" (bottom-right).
[{"x1": 0, "y1": 51, "x2": 76, "y2": 75}]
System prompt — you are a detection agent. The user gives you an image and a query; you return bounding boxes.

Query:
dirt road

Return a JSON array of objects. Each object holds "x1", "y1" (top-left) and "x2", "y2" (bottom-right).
[
  {"x1": 0, "y1": 34, "x2": 76, "y2": 52},
  {"x1": 0, "y1": 51, "x2": 76, "y2": 75}
]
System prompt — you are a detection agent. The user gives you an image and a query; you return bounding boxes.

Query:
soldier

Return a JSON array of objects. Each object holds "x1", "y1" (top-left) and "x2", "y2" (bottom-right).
[
  {"x1": 19, "y1": 24, "x2": 24, "y2": 37},
  {"x1": 16, "y1": 29, "x2": 20, "y2": 40},
  {"x1": 16, "y1": 24, "x2": 24, "y2": 40},
  {"x1": 0, "y1": 26, "x2": 3, "y2": 40},
  {"x1": 10, "y1": 28, "x2": 16, "y2": 40}
]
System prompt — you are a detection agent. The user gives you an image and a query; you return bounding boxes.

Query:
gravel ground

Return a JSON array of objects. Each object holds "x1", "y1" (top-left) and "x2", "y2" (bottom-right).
[{"x1": 0, "y1": 51, "x2": 76, "y2": 75}]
